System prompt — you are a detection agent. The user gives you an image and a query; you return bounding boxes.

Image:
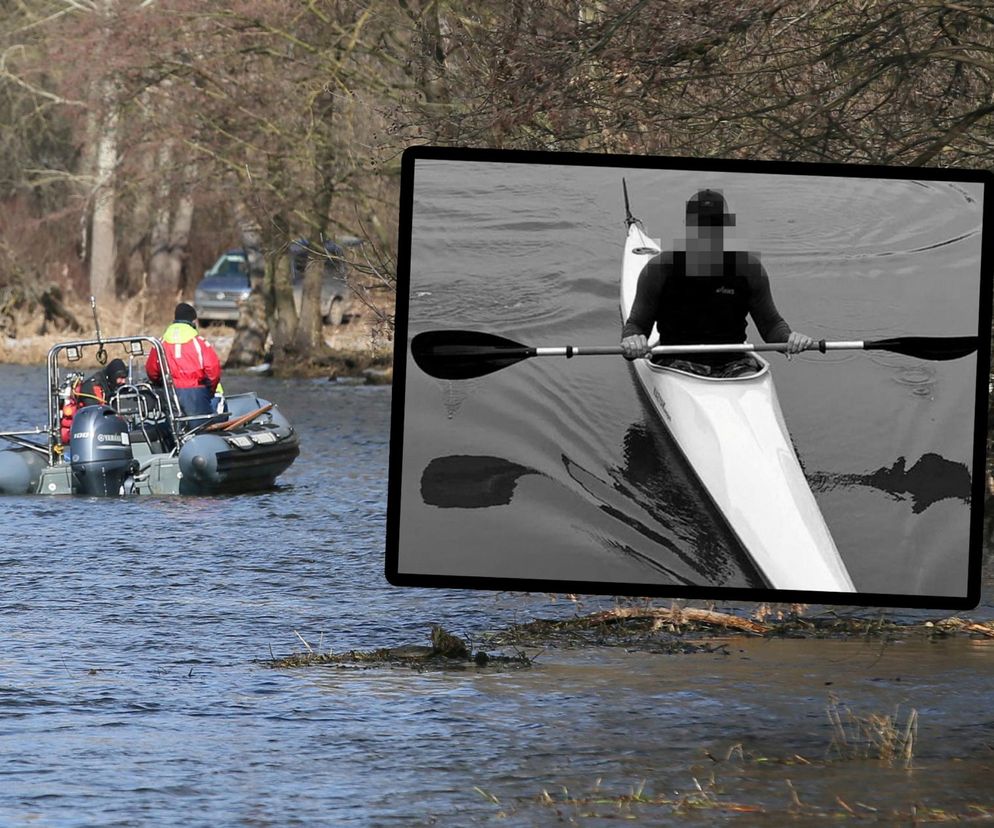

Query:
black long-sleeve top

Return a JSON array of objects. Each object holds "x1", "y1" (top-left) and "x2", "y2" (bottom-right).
[{"x1": 622, "y1": 250, "x2": 792, "y2": 344}]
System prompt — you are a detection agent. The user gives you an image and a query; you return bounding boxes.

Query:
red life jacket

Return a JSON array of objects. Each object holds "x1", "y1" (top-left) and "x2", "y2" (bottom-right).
[{"x1": 59, "y1": 380, "x2": 107, "y2": 444}]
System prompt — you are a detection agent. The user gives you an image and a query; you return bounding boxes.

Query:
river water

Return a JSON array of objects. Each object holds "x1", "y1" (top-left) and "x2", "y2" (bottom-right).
[
  {"x1": 395, "y1": 159, "x2": 986, "y2": 601},
  {"x1": 1, "y1": 364, "x2": 994, "y2": 823}
]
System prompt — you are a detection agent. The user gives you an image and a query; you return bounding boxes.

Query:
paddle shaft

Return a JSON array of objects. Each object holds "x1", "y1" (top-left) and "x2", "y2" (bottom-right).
[
  {"x1": 203, "y1": 403, "x2": 274, "y2": 433},
  {"x1": 532, "y1": 341, "x2": 869, "y2": 357}
]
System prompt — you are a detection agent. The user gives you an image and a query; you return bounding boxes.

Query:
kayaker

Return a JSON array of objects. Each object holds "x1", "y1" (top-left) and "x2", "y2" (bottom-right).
[
  {"x1": 145, "y1": 303, "x2": 222, "y2": 417},
  {"x1": 59, "y1": 358, "x2": 129, "y2": 443},
  {"x1": 620, "y1": 189, "x2": 815, "y2": 376}
]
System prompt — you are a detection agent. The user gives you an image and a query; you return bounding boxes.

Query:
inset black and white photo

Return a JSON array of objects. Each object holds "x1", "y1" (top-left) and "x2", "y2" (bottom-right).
[{"x1": 387, "y1": 148, "x2": 992, "y2": 608}]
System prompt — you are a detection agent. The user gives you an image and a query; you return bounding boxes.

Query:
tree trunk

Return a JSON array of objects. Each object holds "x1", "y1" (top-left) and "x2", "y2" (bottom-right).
[
  {"x1": 166, "y1": 187, "x2": 195, "y2": 296},
  {"x1": 37, "y1": 286, "x2": 83, "y2": 335},
  {"x1": 269, "y1": 214, "x2": 298, "y2": 363},
  {"x1": 148, "y1": 142, "x2": 174, "y2": 296},
  {"x1": 120, "y1": 141, "x2": 157, "y2": 297},
  {"x1": 419, "y1": 0, "x2": 449, "y2": 107},
  {"x1": 292, "y1": 253, "x2": 324, "y2": 355},
  {"x1": 78, "y1": 108, "x2": 100, "y2": 270},
  {"x1": 226, "y1": 196, "x2": 268, "y2": 368},
  {"x1": 227, "y1": 292, "x2": 269, "y2": 368},
  {"x1": 88, "y1": 0, "x2": 122, "y2": 303},
  {"x1": 288, "y1": 88, "x2": 336, "y2": 360},
  {"x1": 89, "y1": 100, "x2": 118, "y2": 303}
]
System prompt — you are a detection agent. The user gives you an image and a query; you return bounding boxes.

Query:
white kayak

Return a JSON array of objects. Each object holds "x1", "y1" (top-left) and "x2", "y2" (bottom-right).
[{"x1": 620, "y1": 218, "x2": 856, "y2": 592}]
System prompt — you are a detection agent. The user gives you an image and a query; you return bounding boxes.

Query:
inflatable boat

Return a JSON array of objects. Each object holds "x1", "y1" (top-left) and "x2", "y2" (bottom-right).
[{"x1": 0, "y1": 335, "x2": 299, "y2": 496}]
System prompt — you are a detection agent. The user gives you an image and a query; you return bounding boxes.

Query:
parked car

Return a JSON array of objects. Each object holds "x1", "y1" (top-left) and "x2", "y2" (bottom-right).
[
  {"x1": 289, "y1": 239, "x2": 350, "y2": 326},
  {"x1": 193, "y1": 239, "x2": 356, "y2": 326},
  {"x1": 193, "y1": 249, "x2": 251, "y2": 324}
]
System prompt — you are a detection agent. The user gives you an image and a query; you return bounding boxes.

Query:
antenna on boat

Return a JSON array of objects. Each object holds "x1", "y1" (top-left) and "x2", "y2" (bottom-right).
[{"x1": 90, "y1": 296, "x2": 107, "y2": 365}]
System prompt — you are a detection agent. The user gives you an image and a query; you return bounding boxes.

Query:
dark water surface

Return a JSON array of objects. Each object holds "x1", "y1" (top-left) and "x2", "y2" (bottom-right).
[{"x1": 1, "y1": 366, "x2": 994, "y2": 822}]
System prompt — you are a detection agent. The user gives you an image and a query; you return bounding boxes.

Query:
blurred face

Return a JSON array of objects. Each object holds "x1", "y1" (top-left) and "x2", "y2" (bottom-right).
[{"x1": 686, "y1": 221, "x2": 724, "y2": 252}]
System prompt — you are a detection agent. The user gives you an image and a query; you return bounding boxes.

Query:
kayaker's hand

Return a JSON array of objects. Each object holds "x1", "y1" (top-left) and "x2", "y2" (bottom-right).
[
  {"x1": 621, "y1": 334, "x2": 649, "y2": 361},
  {"x1": 785, "y1": 331, "x2": 815, "y2": 355}
]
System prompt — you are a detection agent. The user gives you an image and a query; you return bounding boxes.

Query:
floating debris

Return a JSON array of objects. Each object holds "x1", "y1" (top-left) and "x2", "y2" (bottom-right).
[
  {"x1": 487, "y1": 606, "x2": 994, "y2": 651},
  {"x1": 265, "y1": 611, "x2": 994, "y2": 672},
  {"x1": 265, "y1": 625, "x2": 532, "y2": 671}
]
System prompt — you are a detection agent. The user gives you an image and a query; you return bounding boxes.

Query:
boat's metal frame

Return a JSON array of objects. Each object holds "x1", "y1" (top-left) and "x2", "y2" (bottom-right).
[
  {"x1": 0, "y1": 336, "x2": 179, "y2": 461},
  {"x1": 43, "y1": 335, "x2": 185, "y2": 462},
  {"x1": 621, "y1": 197, "x2": 855, "y2": 592}
]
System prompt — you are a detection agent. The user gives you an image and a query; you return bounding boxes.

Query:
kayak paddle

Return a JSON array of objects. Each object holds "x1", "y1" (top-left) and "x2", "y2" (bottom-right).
[{"x1": 410, "y1": 330, "x2": 979, "y2": 380}]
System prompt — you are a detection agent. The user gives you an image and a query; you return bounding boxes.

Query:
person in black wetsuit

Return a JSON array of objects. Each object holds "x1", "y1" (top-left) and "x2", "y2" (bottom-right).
[
  {"x1": 620, "y1": 189, "x2": 814, "y2": 376},
  {"x1": 59, "y1": 358, "x2": 129, "y2": 444}
]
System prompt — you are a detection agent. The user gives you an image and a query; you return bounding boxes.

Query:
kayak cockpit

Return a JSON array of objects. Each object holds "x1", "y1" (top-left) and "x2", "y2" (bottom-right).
[{"x1": 644, "y1": 354, "x2": 770, "y2": 382}]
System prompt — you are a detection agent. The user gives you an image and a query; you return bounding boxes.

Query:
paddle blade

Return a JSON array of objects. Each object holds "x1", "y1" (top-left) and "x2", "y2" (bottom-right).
[
  {"x1": 866, "y1": 336, "x2": 979, "y2": 361},
  {"x1": 410, "y1": 330, "x2": 534, "y2": 380}
]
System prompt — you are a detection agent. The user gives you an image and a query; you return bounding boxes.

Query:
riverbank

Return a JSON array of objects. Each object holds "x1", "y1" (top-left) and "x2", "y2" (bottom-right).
[
  {"x1": 267, "y1": 603, "x2": 994, "y2": 671},
  {"x1": 0, "y1": 289, "x2": 395, "y2": 383},
  {"x1": 260, "y1": 601, "x2": 994, "y2": 821}
]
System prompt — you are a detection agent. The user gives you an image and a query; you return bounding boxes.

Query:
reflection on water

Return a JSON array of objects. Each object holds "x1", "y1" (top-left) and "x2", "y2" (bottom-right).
[
  {"x1": 563, "y1": 414, "x2": 764, "y2": 587},
  {"x1": 421, "y1": 432, "x2": 768, "y2": 589},
  {"x1": 810, "y1": 452, "x2": 972, "y2": 514},
  {"x1": 420, "y1": 455, "x2": 541, "y2": 507},
  {"x1": 610, "y1": 420, "x2": 765, "y2": 589}
]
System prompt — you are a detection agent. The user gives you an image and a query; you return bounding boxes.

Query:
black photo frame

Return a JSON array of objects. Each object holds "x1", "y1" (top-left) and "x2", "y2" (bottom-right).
[{"x1": 386, "y1": 145, "x2": 992, "y2": 609}]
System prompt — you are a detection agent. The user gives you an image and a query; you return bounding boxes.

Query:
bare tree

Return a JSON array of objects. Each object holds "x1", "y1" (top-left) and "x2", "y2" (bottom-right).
[
  {"x1": 8, "y1": 0, "x2": 989, "y2": 372},
  {"x1": 226, "y1": 192, "x2": 268, "y2": 368}
]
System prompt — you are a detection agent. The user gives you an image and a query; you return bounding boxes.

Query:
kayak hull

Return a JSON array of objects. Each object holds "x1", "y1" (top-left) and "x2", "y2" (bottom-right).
[{"x1": 621, "y1": 219, "x2": 855, "y2": 592}]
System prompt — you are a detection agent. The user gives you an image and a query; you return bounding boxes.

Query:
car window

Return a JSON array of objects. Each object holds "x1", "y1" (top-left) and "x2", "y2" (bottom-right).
[{"x1": 215, "y1": 256, "x2": 248, "y2": 277}]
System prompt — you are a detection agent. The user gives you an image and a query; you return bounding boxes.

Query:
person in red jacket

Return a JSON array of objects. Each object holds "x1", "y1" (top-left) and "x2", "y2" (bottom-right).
[{"x1": 146, "y1": 303, "x2": 222, "y2": 417}]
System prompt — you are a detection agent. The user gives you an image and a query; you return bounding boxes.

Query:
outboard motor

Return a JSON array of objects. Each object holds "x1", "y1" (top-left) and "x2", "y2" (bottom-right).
[{"x1": 69, "y1": 405, "x2": 135, "y2": 496}]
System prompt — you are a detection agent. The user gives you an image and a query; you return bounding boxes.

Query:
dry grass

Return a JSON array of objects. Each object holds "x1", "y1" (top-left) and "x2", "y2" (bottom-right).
[
  {"x1": 265, "y1": 625, "x2": 529, "y2": 671},
  {"x1": 0, "y1": 289, "x2": 395, "y2": 370},
  {"x1": 0, "y1": 292, "x2": 175, "y2": 366},
  {"x1": 473, "y1": 775, "x2": 766, "y2": 820},
  {"x1": 476, "y1": 774, "x2": 994, "y2": 822},
  {"x1": 827, "y1": 695, "x2": 918, "y2": 768}
]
